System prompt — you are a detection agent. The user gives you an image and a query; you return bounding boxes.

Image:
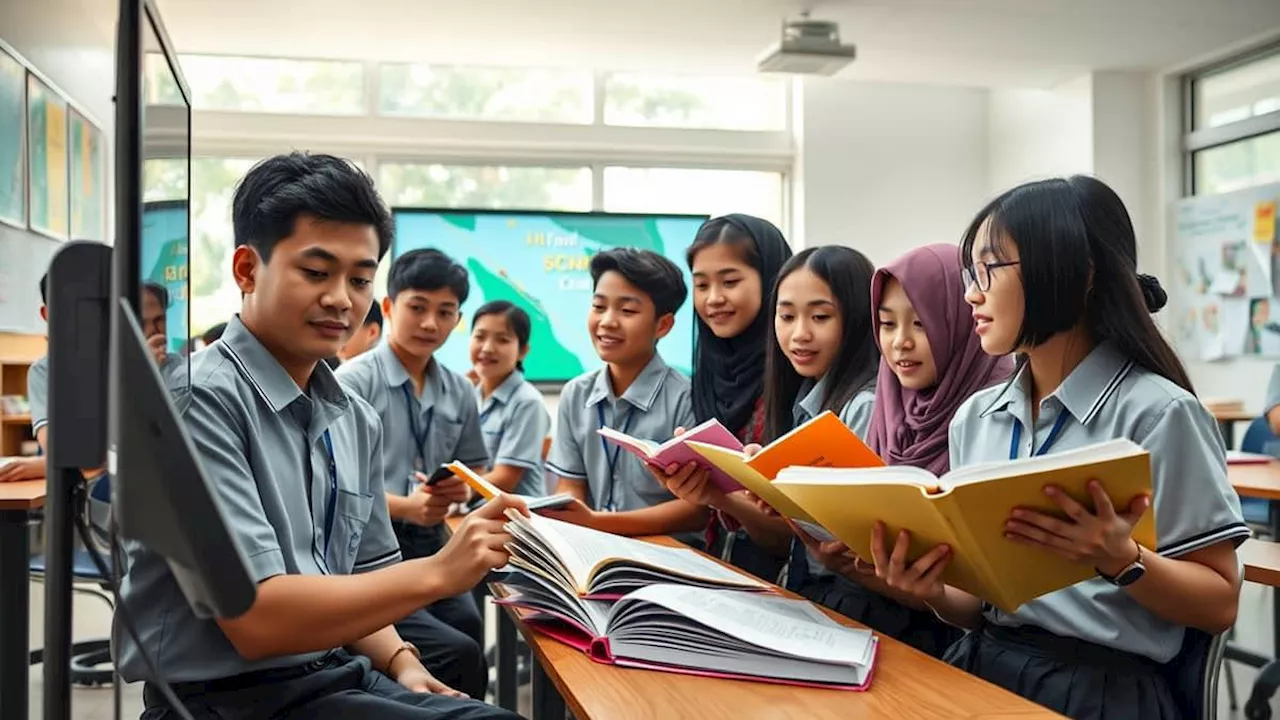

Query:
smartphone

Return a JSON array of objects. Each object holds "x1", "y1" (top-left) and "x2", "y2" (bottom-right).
[{"x1": 411, "y1": 466, "x2": 455, "y2": 487}]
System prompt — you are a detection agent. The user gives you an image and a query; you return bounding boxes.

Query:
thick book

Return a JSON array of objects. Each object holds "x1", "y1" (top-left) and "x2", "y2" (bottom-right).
[
  {"x1": 685, "y1": 411, "x2": 884, "y2": 542},
  {"x1": 597, "y1": 418, "x2": 746, "y2": 493},
  {"x1": 498, "y1": 509, "x2": 766, "y2": 598},
  {"x1": 771, "y1": 439, "x2": 1156, "y2": 612},
  {"x1": 496, "y1": 580, "x2": 878, "y2": 690}
]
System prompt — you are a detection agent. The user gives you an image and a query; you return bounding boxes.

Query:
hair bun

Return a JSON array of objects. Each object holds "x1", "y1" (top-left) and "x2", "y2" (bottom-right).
[{"x1": 1137, "y1": 273, "x2": 1167, "y2": 313}]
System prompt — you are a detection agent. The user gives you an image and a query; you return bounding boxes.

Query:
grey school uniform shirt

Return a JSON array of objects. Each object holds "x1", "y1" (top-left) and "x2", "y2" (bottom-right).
[
  {"x1": 546, "y1": 352, "x2": 695, "y2": 513},
  {"x1": 114, "y1": 315, "x2": 403, "y2": 683},
  {"x1": 793, "y1": 375, "x2": 876, "y2": 578},
  {"x1": 476, "y1": 370, "x2": 551, "y2": 497},
  {"x1": 334, "y1": 340, "x2": 489, "y2": 497},
  {"x1": 950, "y1": 341, "x2": 1250, "y2": 663},
  {"x1": 27, "y1": 354, "x2": 48, "y2": 436}
]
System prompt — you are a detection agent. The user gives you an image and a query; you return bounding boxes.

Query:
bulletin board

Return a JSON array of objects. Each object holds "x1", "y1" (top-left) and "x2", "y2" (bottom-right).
[{"x1": 1171, "y1": 181, "x2": 1280, "y2": 361}]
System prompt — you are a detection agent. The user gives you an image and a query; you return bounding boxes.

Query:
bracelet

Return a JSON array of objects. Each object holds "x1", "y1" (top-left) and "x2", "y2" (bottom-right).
[{"x1": 385, "y1": 641, "x2": 421, "y2": 675}]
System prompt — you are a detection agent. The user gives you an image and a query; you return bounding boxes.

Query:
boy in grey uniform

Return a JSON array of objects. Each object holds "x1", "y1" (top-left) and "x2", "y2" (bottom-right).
[
  {"x1": 335, "y1": 249, "x2": 489, "y2": 694},
  {"x1": 114, "y1": 152, "x2": 522, "y2": 719},
  {"x1": 543, "y1": 248, "x2": 705, "y2": 542}
]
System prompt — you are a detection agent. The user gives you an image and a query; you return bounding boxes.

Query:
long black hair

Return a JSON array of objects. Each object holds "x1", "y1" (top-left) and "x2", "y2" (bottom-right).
[
  {"x1": 471, "y1": 300, "x2": 532, "y2": 373},
  {"x1": 763, "y1": 246, "x2": 880, "y2": 442},
  {"x1": 959, "y1": 175, "x2": 1192, "y2": 393},
  {"x1": 686, "y1": 214, "x2": 792, "y2": 436}
]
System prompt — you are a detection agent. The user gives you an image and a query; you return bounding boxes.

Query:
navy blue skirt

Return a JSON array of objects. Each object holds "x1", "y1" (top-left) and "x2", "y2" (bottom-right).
[
  {"x1": 945, "y1": 624, "x2": 1181, "y2": 720},
  {"x1": 798, "y1": 574, "x2": 962, "y2": 659}
]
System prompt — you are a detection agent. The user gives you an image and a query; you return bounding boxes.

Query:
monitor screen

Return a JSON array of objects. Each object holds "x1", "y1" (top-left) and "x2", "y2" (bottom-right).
[{"x1": 391, "y1": 209, "x2": 707, "y2": 384}]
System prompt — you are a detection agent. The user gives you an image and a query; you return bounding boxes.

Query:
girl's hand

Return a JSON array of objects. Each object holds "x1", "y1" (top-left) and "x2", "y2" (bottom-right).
[
  {"x1": 742, "y1": 443, "x2": 763, "y2": 458},
  {"x1": 742, "y1": 490, "x2": 781, "y2": 518},
  {"x1": 652, "y1": 461, "x2": 723, "y2": 507},
  {"x1": 1004, "y1": 481, "x2": 1150, "y2": 576},
  {"x1": 869, "y1": 522, "x2": 951, "y2": 604},
  {"x1": 791, "y1": 524, "x2": 871, "y2": 577},
  {"x1": 540, "y1": 498, "x2": 600, "y2": 529}
]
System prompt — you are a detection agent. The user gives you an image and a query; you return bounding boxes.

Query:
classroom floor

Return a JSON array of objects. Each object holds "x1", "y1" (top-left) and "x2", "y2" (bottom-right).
[{"x1": 20, "y1": 579, "x2": 1280, "y2": 720}]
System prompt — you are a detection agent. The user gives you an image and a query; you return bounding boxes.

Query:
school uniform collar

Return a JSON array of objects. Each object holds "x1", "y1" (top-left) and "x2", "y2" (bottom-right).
[
  {"x1": 374, "y1": 339, "x2": 442, "y2": 401},
  {"x1": 218, "y1": 314, "x2": 349, "y2": 415},
  {"x1": 585, "y1": 352, "x2": 669, "y2": 412},
  {"x1": 795, "y1": 375, "x2": 830, "y2": 421},
  {"x1": 477, "y1": 370, "x2": 524, "y2": 413},
  {"x1": 979, "y1": 341, "x2": 1133, "y2": 425}
]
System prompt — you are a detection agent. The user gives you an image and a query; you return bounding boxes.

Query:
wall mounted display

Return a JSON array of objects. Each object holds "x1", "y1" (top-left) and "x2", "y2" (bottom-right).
[
  {"x1": 0, "y1": 47, "x2": 24, "y2": 228},
  {"x1": 69, "y1": 108, "x2": 106, "y2": 240},
  {"x1": 26, "y1": 72, "x2": 68, "y2": 239}
]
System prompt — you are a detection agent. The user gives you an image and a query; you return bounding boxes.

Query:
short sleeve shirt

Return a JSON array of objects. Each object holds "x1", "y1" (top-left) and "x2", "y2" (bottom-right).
[
  {"x1": 476, "y1": 370, "x2": 551, "y2": 497},
  {"x1": 949, "y1": 341, "x2": 1250, "y2": 662},
  {"x1": 114, "y1": 315, "x2": 402, "y2": 683},
  {"x1": 27, "y1": 354, "x2": 49, "y2": 435}
]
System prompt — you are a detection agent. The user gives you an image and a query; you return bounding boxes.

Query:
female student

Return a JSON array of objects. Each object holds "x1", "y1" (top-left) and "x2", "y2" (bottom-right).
[
  {"x1": 797, "y1": 243, "x2": 1013, "y2": 657},
  {"x1": 659, "y1": 246, "x2": 881, "y2": 593},
  {"x1": 469, "y1": 301, "x2": 551, "y2": 497},
  {"x1": 872, "y1": 176, "x2": 1249, "y2": 720},
  {"x1": 683, "y1": 214, "x2": 792, "y2": 577}
]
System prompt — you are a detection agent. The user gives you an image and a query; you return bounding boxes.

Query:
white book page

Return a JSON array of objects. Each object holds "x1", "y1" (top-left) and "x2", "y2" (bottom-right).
[
  {"x1": 607, "y1": 542, "x2": 764, "y2": 589},
  {"x1": 939, "y1": 438, "x2": 1144, "y2": 489},
  {"x1": 775, "y1": 465, "x2": 939, "y2": 486}
]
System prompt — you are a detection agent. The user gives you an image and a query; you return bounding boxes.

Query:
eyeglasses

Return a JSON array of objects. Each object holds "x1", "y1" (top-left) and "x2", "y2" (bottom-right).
[{"x1": 962, "y1": 260, "x2": 1020, "y2": 292}]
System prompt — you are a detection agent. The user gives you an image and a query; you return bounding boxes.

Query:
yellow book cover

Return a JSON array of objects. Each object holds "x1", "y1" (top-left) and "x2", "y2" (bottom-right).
[{"x1": 771, "y1": 439, "x2": 1156, "y2": 612}]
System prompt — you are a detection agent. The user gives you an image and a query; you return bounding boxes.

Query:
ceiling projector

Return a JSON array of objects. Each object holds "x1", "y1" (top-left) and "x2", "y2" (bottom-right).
[{"x1": 757, "y1": 15, "x2": 856, "y2": 76}]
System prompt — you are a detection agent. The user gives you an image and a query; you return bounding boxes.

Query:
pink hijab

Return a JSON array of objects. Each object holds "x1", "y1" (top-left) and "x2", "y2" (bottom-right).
[{"x1": 866, "y1": 244, "x2": 1014, "y2": 475}]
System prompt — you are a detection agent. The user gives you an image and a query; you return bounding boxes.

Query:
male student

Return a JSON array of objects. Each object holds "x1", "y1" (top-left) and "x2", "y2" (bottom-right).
[
  {"x1": 334, "y1": 248, "x2": 490, "y2": 689},
  {"x1": 114, "y1": 152, "x2": 523, "y2": 719},
  {"x1": 543, "y1": 248, "x2": 707, "y2": 541},
  {"x1": 339, "y1": 300, "x2": 383, "y2": 362}
]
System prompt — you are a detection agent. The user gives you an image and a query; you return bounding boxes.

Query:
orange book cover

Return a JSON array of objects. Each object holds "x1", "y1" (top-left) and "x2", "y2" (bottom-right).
[{"x1": 747, "y1": 411, "x2": 884, "y2": 479}]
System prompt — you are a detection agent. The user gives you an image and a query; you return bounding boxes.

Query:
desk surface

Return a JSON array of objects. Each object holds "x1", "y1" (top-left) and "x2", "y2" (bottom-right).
[
  {"x1": 504, "y1": 534, "x2": 1060, "y2": 720},
  {"x1": 1240, "y1": 538, "x2": 1280, "y2": 588},
  {"x1": 0, "y1": 479, "x2": 46, "y2": 510},
  {"x1": 1215, "y1": 409, "x2": 1258, "y2": 423},
  {"x1": 1231, "y1": 461, "x2": 1280, "y2": 501}
]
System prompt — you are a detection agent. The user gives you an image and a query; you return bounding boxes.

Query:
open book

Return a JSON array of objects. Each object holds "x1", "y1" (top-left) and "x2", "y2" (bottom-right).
[
  {"x1": 444, "y1": 461, "x2": 576, "y2": 511},
  {"x1": 496, "y1": 581, "x2": 877, "y2": 690},
  {"x1": 685, "y1": 412, "x2": 883, "y2": 542},
  {"x1": 772, "y1": 439, "x2": 1156, "y2": 612},
  {"x1": 500, "y1": 509, "x2": 765, "y2": 598},
  {"x1": 598, "y1": 418, "x2": 746, "y2": 493}
]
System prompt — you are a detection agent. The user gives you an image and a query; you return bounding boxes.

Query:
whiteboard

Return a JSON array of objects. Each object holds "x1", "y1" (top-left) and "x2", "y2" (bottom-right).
[
  {"x1": 1170, "y1": 182, "x2": 1280, "y2": 362},
  {"x1": 0, "y1": 223, "x2": 57, "y2": 333}
]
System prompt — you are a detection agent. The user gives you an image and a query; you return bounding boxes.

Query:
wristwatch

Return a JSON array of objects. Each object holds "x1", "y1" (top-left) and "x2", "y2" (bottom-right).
[{"x1": 1097, "y1": 542, "x2": 1146, "y2": 587}]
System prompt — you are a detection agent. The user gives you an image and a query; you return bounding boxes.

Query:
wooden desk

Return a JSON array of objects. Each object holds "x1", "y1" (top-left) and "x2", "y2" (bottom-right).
[
  {"x1": 504, "y1": 535, "x2": 1060, "y2": 720},
  {"x1": 0, "y1": 478, "x2": 43, "y2": 719},
  {"x1": 1230, "y1": 460, "x2": 1280, "y2": 502},
  {"x1": 1240, "y1": 538, "x2": 1280, "y2": 588}
]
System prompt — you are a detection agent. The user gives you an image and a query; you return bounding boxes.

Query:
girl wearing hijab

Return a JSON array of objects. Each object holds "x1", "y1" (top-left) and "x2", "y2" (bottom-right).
[
  {"x1": 649, "y1": 214, "x2": 792, "y2": 579},
  {"x1": 795, "y1": 243, "x2": 1013, "y2": 656}
]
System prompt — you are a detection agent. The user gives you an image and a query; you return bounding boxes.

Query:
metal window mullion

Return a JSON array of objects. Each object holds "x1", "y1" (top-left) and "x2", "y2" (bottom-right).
[{"x1": 1184, "y1": 109, "x2": 1280, "y2": 154}]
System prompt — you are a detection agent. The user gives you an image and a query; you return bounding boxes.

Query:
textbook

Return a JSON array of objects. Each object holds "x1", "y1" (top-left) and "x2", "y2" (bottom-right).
[
  {"x1": 597, "y1": 418, "x2": 746, "y2": 493},
  {"x1": 442, "y1": 462, "x2": 577, "y2": 511},
  {"x1": 1228, "y1": 450, "x2": 1273, "y2": 465},
  {"x1": 685, "y1": 411, "x2": 884, "y2": 542},
  {"x1": 496, "y1": 580, "x2": 878, "y2": 690},
  {"x1": 499, "y1": 508, "x2": 766, "y2": 597},
  {"x1": 771, "y1": 438, "x2": 1157, "y2": 612}
]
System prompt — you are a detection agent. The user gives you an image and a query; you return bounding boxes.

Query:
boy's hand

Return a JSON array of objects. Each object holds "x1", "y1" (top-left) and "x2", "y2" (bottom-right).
[
  {"x1": 415, "y1": 473, "x2": 470, "y2": 504},
  {"x1": 540, "y1": 498, "x2": 600, "y2": 529},
  {"x1": 399, "y1": 485, "x2": 451, "y2": 527},
  {"x1": 146, "y1": 333, "x2": 168, "y2": 366},
  {"x1": 431, "y1": 494, "x2": 526, "y2": 596},
  {"x1": 0, "y1": 456, "x2": 44, "y2": 483}
]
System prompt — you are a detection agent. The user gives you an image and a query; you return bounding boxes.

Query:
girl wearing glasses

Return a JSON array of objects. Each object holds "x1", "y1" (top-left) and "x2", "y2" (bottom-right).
[{"x1": 871, "y1": 176, "x2": 1248, "y2": 720}]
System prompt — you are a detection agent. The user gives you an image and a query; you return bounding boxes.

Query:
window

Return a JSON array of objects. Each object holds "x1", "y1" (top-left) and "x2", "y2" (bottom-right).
[
  {"x1": 379, "y1": 64, "x2": 592, "y2": 124},
  {"x1": 1187, "y1": 47, "x2": 1280, "y2": 195},
  {"x1": 178, "y1": 55, "x2": 364, "y2": 114},
  {"x1": 602, "y1": 167, "x2": 785, "y2": 228},
  {"x1": 189, "y1": 157, "x2": 258, "y2": 334},
  {"x1": 1192, "y1": 52, "x2": 1280, "y2": 130},
  {"x1": 377, "y1": 164, "x2": 592, "y2": 212},
  {"x1": 603, "y1": 73, "x2": 788, "y2": 131},
  {"x1": 144, "y1": 53, "x2": 185, "y2": 105},
  {"x1": 1194, "y1": 131, "x2": 1280, "y2": 195}
]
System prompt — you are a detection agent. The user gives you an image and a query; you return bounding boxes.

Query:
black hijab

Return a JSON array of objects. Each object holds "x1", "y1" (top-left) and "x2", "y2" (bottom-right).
[{"x1": 690, "y1": 214, "x2": 792, "y2": 435}]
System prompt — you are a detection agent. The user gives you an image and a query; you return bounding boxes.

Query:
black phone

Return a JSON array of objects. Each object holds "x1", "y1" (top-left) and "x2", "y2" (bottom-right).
[{"x1": 412, "y1": 466, "x2": 455, "y2": 487}]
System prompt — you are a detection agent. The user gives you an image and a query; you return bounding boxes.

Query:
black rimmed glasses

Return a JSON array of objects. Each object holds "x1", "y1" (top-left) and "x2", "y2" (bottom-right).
[{"x1": 962, "y1": 260, "x2": 1020, "y2": 292}]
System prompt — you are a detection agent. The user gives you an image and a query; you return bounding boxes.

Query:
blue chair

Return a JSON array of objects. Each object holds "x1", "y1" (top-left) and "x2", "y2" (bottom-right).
[
  {"x1": 1239, "y1": 417, "x2": 1276, "y2": 528},
  {"x1": 28, "y1": 474, "x2": 115, "y2": 686}
]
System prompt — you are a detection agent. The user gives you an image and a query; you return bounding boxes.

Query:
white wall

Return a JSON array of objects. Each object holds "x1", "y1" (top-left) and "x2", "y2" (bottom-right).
[
  {"x1": 987, "y1": 75, "x2": 1094, "y2": 193},
  {"x1": 795, "y1": 78, "x2": 991, "y2": 265}
]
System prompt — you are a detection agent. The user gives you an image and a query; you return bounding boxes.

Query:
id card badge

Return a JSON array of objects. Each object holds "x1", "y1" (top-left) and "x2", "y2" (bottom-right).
[{"x1": 412, "y1": 456, "x2": 424, "y2": 472}]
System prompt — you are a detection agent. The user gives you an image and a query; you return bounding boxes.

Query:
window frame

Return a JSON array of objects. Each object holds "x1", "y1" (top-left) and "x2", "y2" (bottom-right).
[{"x1": 1182, "y1": 42, "x2": 1280, "y2": 195}]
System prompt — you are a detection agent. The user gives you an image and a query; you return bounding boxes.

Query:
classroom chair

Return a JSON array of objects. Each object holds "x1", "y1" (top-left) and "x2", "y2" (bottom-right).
[
  {"x1": 1240, "y1": 417, "x2": 1278, "y2": 529},
  {"x1": 1162, "y1": 628, "x2": 1228, "y2": 720},
  {"x1": 27, "y1": 474, "x2": 115, "y2": 686}
]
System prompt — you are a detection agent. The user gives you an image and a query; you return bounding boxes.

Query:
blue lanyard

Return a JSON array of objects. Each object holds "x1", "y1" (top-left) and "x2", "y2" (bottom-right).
[
  {"x1": 401, "y1": 384, "x2": 434, "y2": 472},
  {"x1": 596, "y1": 403, "x2": 635, "y2": 511},
  {"x1": 320, "y1": 429, "x2": 338, "y2": 556},
  {"x1": 1009, "y1": 411, "x2": 1070, "y2": 460}
]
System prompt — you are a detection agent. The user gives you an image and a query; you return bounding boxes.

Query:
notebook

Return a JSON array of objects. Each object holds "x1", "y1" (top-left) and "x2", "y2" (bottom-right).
[
  {"x1": 771, "y1": 439, "x2": 1156, "y2": 612},
  {"x1": 598, "y1": 418, "x2": 746, "y2": 493},
  {"x1": 497, "y1": 580, "x2": 878, "y2": 690},
  {"x1": 685, "y1": 411, "x2": 884, "y2": 542},
  {"x1": 1227, "y1": 451, "x2": 1273, "y2": 465}
]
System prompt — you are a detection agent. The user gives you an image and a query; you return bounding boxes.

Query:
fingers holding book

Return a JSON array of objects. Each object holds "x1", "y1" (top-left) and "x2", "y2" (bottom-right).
[
  {"x1": 869, "y1": 522, "x2": 950, "y2": 604},
  {"x1": 653, "y1": 460, "x2": 724, "y2": 507},
  {"x1": 435, "y1": 494, "x2": 527, "y2": 595},
  {"x1": 1004, "y1": 481, "x2": 1151, "y2": 572}
]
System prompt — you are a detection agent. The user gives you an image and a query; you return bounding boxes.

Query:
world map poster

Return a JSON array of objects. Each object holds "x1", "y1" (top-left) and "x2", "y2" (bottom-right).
[{"x1": 27, "y1": 73, "x2": 68, "y2": 239}]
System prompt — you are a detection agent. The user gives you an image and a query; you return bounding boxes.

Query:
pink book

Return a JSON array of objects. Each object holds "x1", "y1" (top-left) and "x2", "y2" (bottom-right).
[
  {"x1": 598, "y1": 418, "x2": 747, "y2": 493},
  {"x1": 495, "y1": 582, "x2": 877, "y2": 691},
  {"x1": 1228, "y1": 451, "x2": 1273, "y2": 465}
]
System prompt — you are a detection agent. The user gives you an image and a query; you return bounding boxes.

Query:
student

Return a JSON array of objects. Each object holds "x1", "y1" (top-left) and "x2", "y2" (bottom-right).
[
  {"x1": 469, "y1": 300, "x2": 551, "y2": 497},
  {"x1": 543, "y1": 248, "x2": 705, "y2": 540},
  {"x1": 660, "y1": 246, "x2": 880, "y2": 587},
  {"x1": 794, "y1": 243, "x2": 1012, "y2": 657},
  {"x1": 335, "y1": 248, "x2": 490, "y2": 693},
  {"x1": 114, "y1": 152, "x2": 522, "y2": 719},
  {"x1": 872, "y1": 176, "x2": 1249, "y2": 720},
  {"x1": 339, "y1": 300, "x2": 383, "y2": 362},
  {"x1": 649, "y1": 214, "x2": 791, "y2": 578}
]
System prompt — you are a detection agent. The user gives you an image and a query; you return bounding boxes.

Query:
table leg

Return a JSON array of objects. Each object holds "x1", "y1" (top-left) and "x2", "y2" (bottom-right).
[
  {"x1": 0, "y1": 509, "x2": 30, "y2": 719},
  {"x1": 496, "y1": 605, "x2": 518, "y2": 711},
  {"x1": 1221, "y1": 419, "x2": 1237, "y2": 450},
  {"x1": 531, "y1": 654, "x2": 566, "y2": 720}
]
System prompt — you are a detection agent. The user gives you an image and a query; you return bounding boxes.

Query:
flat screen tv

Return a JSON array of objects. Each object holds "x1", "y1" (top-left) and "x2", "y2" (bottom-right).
[{"x1": 392, "y1": 209, "x2": 708, "y2": 384}]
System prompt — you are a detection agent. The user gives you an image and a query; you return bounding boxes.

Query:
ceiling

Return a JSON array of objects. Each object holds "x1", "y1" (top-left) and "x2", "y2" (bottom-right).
[{"x1": 153, "y1": 0, "x2": 1280, "y2": 88}]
